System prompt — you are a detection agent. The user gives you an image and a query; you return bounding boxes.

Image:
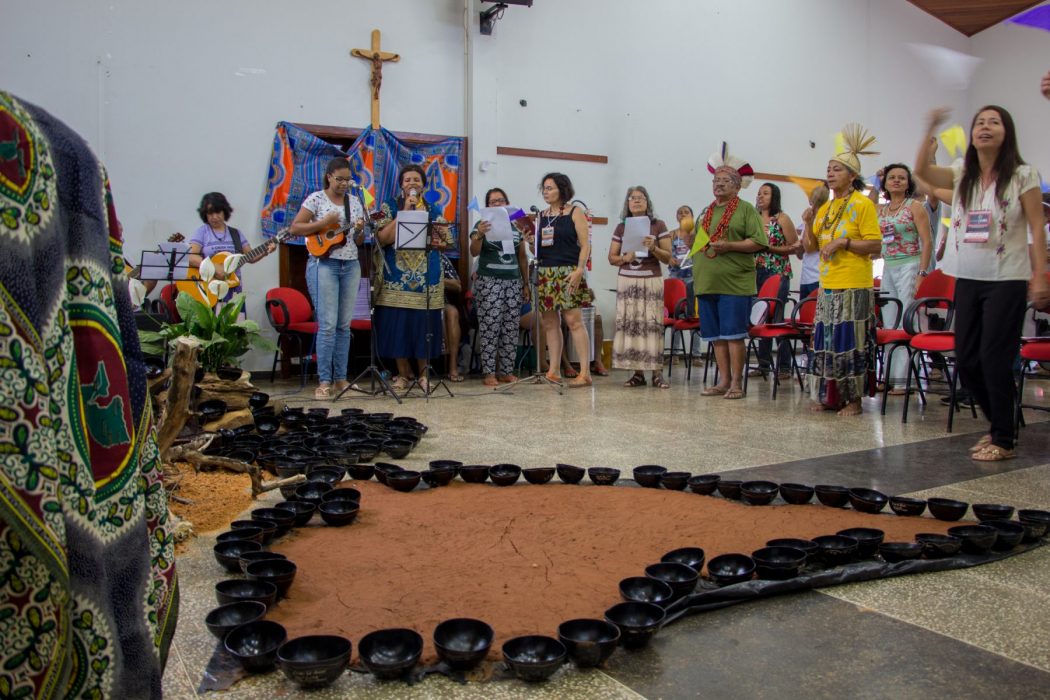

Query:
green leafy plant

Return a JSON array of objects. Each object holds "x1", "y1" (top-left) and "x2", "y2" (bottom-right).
[{"x1": 138, "y1": 292, "x2": 275, "y2": 374}]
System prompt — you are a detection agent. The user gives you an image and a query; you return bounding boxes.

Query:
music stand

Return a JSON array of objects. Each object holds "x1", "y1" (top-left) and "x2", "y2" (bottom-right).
[
  {"x1": 394, "y1": 210, "x2": 453, "y2": 402},
  {"x1": 339, "y1": 265, "x2": 402, "y2": 404},
  {"x1": 137, "y1": 243, "x2": 195, "y2": 306}
]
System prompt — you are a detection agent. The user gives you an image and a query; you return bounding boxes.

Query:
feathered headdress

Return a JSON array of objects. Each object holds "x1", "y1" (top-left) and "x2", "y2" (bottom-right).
[
  {"x1": 707, "y1": 142, "x2": 754, "y2": 189},
  {"x1": 831, "y1": 123, "x2": 879, "y2": 176}
]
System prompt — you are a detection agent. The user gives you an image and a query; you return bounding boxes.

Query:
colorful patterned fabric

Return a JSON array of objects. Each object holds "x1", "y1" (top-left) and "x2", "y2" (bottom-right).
[
  {"x1": 536, "y1": 265, "x2": 595, "y2": 312},
  {"x1": 879, "y1": 197, "x2": 922, "y2": 263},
  {"x1": 807, "y1": 287, "x2": 876, "y2": 407},
  {"x1": 0, "y1": 91, "x2": 177, "y2": 700},
  {"x1": 261, "y1": 122, "x2": 465, "y2": 256},
  {"x1": 372, "y1": 198, "x2": 447, "y2": 311},
  {"x1": 612, "y1": 276, "x2": 665, "y2": 370},
  {"x1": 755, "y1": 218, "x2": 793, "y2": 277}
]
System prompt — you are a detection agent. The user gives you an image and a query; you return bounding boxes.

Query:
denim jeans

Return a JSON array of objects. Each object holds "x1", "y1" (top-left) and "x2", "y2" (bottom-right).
[
  {"x1": 313, "y1": 258, "x2": 361, "y2": 384},
  {"x1": 305, "y1": 255, "x2": 318, "y2": 307}
]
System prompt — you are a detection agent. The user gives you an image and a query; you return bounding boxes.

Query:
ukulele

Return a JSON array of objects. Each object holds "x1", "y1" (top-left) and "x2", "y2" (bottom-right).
[
  {"x1": 304, "y1": 219, "x2": 362, "y2": 257},
  {"x1": 179, "y1": 228, "x2": 292, "y2": 306}
]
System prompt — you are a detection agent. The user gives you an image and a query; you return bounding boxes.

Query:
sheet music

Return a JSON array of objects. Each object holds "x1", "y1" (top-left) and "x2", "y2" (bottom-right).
[
  {"x1": 395, "y1": 210, "x2": 429, "y2": 250},
  {"x1": 621, "y1": 216, "x2": 652, "y2": 258}
]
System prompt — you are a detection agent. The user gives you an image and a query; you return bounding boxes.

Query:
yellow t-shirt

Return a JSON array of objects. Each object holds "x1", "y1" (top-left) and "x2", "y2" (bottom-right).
[{"x1": 813, "y1": 192, "x2": 881, "y2": 289}]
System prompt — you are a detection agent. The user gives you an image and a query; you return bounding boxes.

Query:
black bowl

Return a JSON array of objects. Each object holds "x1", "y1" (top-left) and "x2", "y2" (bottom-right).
[
  {"x1": 429, "y1": 459, "x2": 463, "y2": 473},
  {"x1": 1018, "y1": 510, "x2": 1050, "y2": 540},
  {"x1": 557, "y1": 619, "x2": 620, "y2": 668},
  {"x1": 354, "y1": 442, "x2": 380, "y2": 463},
  {"x1": 248, "y1": 391, "x2": 270, "y2": 411},
  {"x1": 879, "y1": 541, "x2": 924, "y2": 563},
  {"x1": 224, "y1": 448, "x2": 257, "y2": 464},
  {"x1": 358, "y1": 628, "x2": 424, "y2": 681},
  {"x1": 603, "y1": 602, "x2": 666, "y2": 650},
  {"x1": 812, "y1": 535, "x2": 859, "y2": 566},
  {"x1": 277, "y1": 634, "x2": 352, "y2": 688},
  {"x1": 294, "y1": 482, "x2": 333, "y2": 506},
  {"x1": 619, "y1": 576, "x2": 674, "y2": 607},
  {"x1": 321, "y1": 487, "x2": 361, "y2": 504},
  {"x1": 751, "y1": 546, "x2": 807, "y2": 580},
  {"x1": 687, "y1": 474, "x2": 720, "y2": 495},
  {"x1": 459, "y1": 465, "x2": 490, "y2": 484},
  {"x1": 660, "y1": 547, "x2": 706, "y2": 572},
  {"x1": 254, "y1": 416, "x2": 280, "y2": 436},
  {"x1": 523, "y1": 467, "x2": 555, "y2": 485},
  {"x1": 644, "y1": 562, "x2": 698, "y2": 599},
  {"x1": 659, "y1": 471, "x2": 691, "y2": 491},
  {"x1": 213, "y1": 540, "x2": 262, "y2": 573},
  {"x1": 948, "y1": 525, "x2": 999, "y2": 554},
  {"x1": 239, "y1": 550, "x2": 287, "y2": 574},
  {"x1": 779, "y1": 483, "x2": 815, "y2": 505},
  {"x1": 198, "y1": 398, "x2": 227, "y2": 422},
  {"x1": 274, "y1": 500, "x2": 316, "y2": 527},
  {"x1": 927, "y1": 497, "x2": 970, "y2": 521},
  {"x1": 836, "y1": 528, "x2": 885, "y2": 558},
  {"x1": 766, "y1": 538, "x2": 818, "y2": 558},
  {"x1": 588, "y1": 467, "x2": 620, "y2": 486},
  {"x1": 815, "y1": 484, "x2": 850, "y2": 508},
  {"x1": 215, "y1": 579, "x2": 278, "y2": 609},
  {"x1": 1017, "y1": 519, "x2": 1048, "y2": 542},
  {"x1": 889, "y1": 496, "x2": 928, "y2": 517},
  {"x1": 633, "y1": 465, "x2": 668, "y2": 488},
  {"x1": 433, "y1": 618, "x2": 493, "y2": 671},
  {"x1": 224, "y1": 620, "x2": 287, "y2": 673},
  {"x1": 972, "y1": 503, "x2": 1015, "y2": 522},
  {"x1": 556, "y1": 464, "x2": 585, "y2": 484},
  {"x1": 318, "y1": 501, "x2": 360, "y2": 527},
  {"x1": 848, "y1": 488, "x2": 889, "y2": 514},
  {"x1": 489, "y1": 464, "x2": 522, "y2": 486},
  {"x1": 741, "y1": 480, "x2": 779, "y2": 506},
  {"x1": 347, "y1": 463, "x2": 376, "y2": 481},
  {"x1": 386, "y1": 470, "x2": 421, "y2": 492},
  {"x1": 216, "y1": 527, "x2": 264, "y2": 546},
  {"x1": 502, "y1": 635, "x2": 566, "y2": 682},
  {"x1": 373, "y1": 462, "x2": 404, "y2": 485},
  {"x1": 245, "y1": 559, "x2": 297, "y2": 597},
  {"x1": 383, "y1": 439, "x2": 414, "y2": 459},
  {"x1": 143, "y1": 356, "x2": 166, "y2": 379},
  {"x1": 251, "y1": 507, "x2": 295, "y2": 535},
  {"x1": 983, "y1": 520, "x2": 1025, "y2": 551},
  {"x1": 307, "y1": 468, "x2": 344, "y2": 487},
  {"x1": 716, "y1": 479, "x2": 743, "y2": 500},
  {"x1": 706, "y1": 553, "x2": 756, "y2": 585},
  {"x1": 217, "y1": 367, "x2": 243, "y2": 381},
  {"x1": 422, "y1": 467, "x2": 456, "y2": 487},
  {"x1": 204, "y1": 600, "x2": 266, "y2": 641},
  {"x1": 231, "y1": 519, "x2": 276, "y2": 545},
  {"x1": 915, "y1": 532, "x2": 963, "y2": 558}
]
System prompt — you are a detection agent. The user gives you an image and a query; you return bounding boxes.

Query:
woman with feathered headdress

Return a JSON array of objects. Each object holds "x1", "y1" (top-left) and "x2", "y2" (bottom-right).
[{"x1": 801, "y1": 124, "x2": 883, "y2": 416}]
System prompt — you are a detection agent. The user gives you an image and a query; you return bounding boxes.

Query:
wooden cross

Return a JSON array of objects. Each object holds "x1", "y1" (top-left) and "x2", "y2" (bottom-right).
[{"x1": 350, "y1": 29, "x2": 400, "y2": 130}]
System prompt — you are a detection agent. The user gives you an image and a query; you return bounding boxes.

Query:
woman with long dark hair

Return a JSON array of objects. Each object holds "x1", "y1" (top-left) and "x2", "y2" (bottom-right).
[
  {"x1": 753, "y1": 182, "x2": 798, "y2": 376},
  {"x1": 915, "y1": 106, "x2": 1049, "y2": 460}
]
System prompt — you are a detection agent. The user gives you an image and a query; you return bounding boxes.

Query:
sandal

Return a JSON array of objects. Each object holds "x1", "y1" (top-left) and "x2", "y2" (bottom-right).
[
  {"x1": 564, "y1": 367, "x2": 579, "y2": 379},
  {"x1": 591, "y1": 363, "x2": 609, "y2": 377},
  {"x1": 701, "y1": 386, "x2": 729, "y2": 396},
  {"x1": 498, "y1": 374, "x2": 517, "y2": 383},
  {"x1": 971, "y1": 444, "x2": 1015, "y2": 462},
  {"x1": 483, "y1": 374, "x2": 499, "y2": 387},
  {"x1": 568, "y1": 376, "x2": 592, "y2": 388},
  {"x1": 314, "y1": 384, "x2": 331, "y2": 400},
  {"x1": 391, "y1": 376, "x2": 411, "y2": 391},
  {"x1": 723, "y1": 388, "x2": 745, "y2": 400},
  {"x1": 969, "y1": 435, "x2": 993, "y2": 453},
  {"x1": 448, "y1": 373, "x2": 465, "y2": 383},
  {"x1": 888, "y1": 387, "x2": 908, "y2": 396},
  {"x1": 544, "y1": 372, "x2": 563, "y2": 384},
  {"x1": 624, "y1": 374, "x2": 647, "y2": 388},
  {"x1": 651, "y1": 373, "x2": 670, "y2": 389}
]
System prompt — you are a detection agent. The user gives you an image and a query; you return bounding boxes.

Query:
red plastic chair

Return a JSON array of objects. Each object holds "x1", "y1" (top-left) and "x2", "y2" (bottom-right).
[
  {"x1": 159, "y1": 283, "x2": 181, "y2": 322},
  {"x1": 663, "y1": 278, "x2": 688, "y2": 359},
  {"x1": 743, "y1": 275, "x2": 788, "y2": 396},
  {"x1": 744, "y1": 286, "x2": 815, "y2": 398},
  {"x1": 265, "y1": 287, "x2": 319, "y2": 386}
]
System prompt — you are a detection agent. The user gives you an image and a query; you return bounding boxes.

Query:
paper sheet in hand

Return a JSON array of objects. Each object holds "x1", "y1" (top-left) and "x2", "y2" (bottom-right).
[
  {"x1": 396, "y1": 209, "x2": 429, "y2": 250},
  {"x1": 481, "y1": 207, "x2": 514, "y2": 242},
  {"x1": 622, "y1": 216, "x2": 651, "y2": 258}
]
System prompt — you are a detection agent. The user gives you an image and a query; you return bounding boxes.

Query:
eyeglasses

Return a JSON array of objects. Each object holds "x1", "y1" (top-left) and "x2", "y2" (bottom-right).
[
  {"x1": 541, "y1": 186, "x2": 558, "y2": 192},
  {"x1": 489, "y1": 198, "x2": 509, "y2": 205},
  {"x1": 332, "y1": 176, "x2": 351, "y2": 183}
]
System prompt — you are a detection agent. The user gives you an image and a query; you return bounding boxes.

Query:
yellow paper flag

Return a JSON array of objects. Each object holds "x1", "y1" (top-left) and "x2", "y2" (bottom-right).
[
  {"x1": 363, "y1": 188, "x2": 376, "y2": 207},
  {"x1": 834, "y1": 131, "x2": 846, "y2": 155},
  {"x1": 689, "y1": 224, "x2": 710, "y2": 257},
  {"x1": 938, "y1": 125, "x2": 967, "y2": 158},
  {"x1": 941, "y1": 217, "x2": 951, "y2": 228}
]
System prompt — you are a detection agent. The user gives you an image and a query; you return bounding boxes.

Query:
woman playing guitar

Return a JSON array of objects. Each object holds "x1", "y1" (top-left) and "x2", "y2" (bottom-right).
[
  {"x1": 187, "y1": 192, "x2": 275, "y2": 292},
  {"x1": 290, "y1": 157, "x2": 366, "y2": 400}
]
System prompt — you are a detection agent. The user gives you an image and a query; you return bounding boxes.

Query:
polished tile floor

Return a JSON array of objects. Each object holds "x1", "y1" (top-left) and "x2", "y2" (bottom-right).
[{"x1": 163, "y1": 365, "x2": 1050, "y2": 699}]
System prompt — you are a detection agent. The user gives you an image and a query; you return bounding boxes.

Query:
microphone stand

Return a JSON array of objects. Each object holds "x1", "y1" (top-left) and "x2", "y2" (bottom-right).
[{"x1": 401, "y1": 220, "x2": 453, "y2": 402}]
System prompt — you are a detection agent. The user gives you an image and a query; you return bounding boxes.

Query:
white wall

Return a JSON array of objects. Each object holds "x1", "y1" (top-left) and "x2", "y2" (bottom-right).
[
  {"x1": 0, "y1": 0, "x2": 466, "y2": 369},
  {"x1": 469, "y1": 0, "x2": 971, "y2": 324}
]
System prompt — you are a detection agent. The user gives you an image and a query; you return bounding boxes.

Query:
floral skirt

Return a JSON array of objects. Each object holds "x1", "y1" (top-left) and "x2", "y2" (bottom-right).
[
  {"x1": 612, "y1": 276, "x2": 665, "y2": 370},
  {"x1": 807, "y1": 287, "x2": 876, "y2": 406},
  {"x1": 536, "y1": 265, "x2": 595, "y2": 312}
]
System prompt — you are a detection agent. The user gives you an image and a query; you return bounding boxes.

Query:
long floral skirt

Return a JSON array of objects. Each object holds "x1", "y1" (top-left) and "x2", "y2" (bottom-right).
[
  {"x1": 807, "y1": 287, "x2": 876, "y2": 406},
  {"x1": 612, "y1": 276, "x2": 665, "y2": 371}
]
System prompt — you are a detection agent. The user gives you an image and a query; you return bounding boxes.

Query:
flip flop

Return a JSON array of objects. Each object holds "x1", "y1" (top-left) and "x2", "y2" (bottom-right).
[
  {"x1": 701, "y1": 386, "x2": 729, "y2": 396},
  {"x1": 448, "y1": 373, "x2": 465, "y2": 383},
  {"x1": 591, "y1": 364, "x2": 609, "y2": 377},
  {"x1": 971, "y1": 444, "x2": 1015, "y2": 462},
  {"x1": 314, "y1": 385, "x2": 331, "y2": 400},
  {"x1": 568, "y1": 376, "x2": 592, "y2": 388},
  {"x1": 723, "y1": 388, "x2": 745, "y2": 400},
  {"x1": 969, "y1": 435, "x2": 992, "y2": 453}
]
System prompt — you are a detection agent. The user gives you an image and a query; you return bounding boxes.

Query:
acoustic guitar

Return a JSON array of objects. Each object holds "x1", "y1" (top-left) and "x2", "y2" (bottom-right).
[{"x1": 178, "y1": 228, "x2": 292, "y2": 306}]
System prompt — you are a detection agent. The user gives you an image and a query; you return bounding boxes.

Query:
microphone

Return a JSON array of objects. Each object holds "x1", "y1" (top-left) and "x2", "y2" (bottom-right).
[
  {"x1": 408, "y1": 188, "x2": 419, "y2": 198},
  {"x1": 529, "y1": 205, "x2": 540, "y2": 214}
]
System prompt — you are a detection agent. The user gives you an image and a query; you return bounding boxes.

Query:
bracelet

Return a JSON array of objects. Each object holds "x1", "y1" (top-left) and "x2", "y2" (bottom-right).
[{"x1": 844, "y1": 239, "x2": 851, "y2": 251}]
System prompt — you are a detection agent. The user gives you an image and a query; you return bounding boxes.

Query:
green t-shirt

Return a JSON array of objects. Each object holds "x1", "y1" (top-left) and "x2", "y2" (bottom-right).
[{"x1": 692, "y1": 199, "x2": 768, "y2": 296}]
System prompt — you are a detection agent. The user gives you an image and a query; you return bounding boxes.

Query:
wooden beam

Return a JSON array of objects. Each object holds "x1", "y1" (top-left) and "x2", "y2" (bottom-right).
[{"x1": 496, "y1": 146, "x2": 608, "y2": 164}]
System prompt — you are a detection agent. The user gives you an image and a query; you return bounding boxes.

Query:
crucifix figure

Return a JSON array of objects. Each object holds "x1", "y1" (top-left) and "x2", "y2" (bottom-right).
[{"x1": 351, "y1": 29, "x2": 400, "y2": 130}]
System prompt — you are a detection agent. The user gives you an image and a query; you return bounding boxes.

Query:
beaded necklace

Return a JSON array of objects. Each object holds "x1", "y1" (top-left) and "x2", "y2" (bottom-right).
[
  {"x1": 701, "y1": 196, "x2": 740, "y2": 258},
  {"x1": 817, "y1": 192, "x2": 853, "y2": 242}
]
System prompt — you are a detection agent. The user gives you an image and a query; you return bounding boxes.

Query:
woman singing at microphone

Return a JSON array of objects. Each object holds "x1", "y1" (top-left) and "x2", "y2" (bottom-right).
[{"x1": 374, "y1": 164, "x2": 452, "y2": 393}]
